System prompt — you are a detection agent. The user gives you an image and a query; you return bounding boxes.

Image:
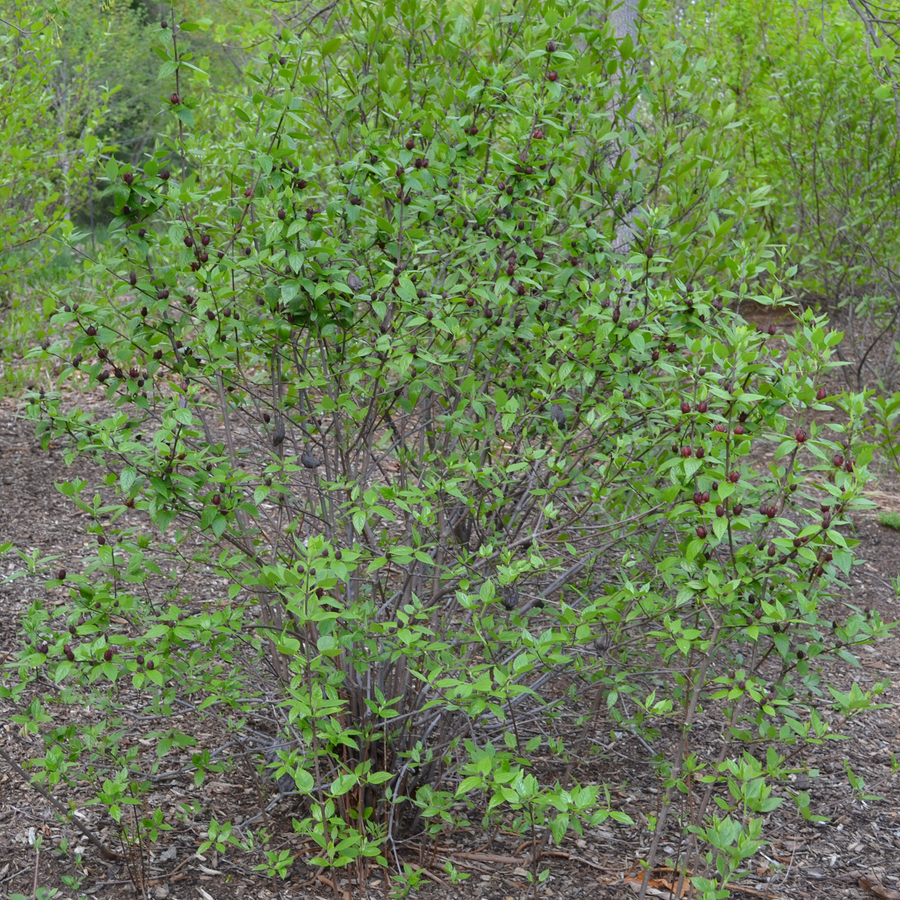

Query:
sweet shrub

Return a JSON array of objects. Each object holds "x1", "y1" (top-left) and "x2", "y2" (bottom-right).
[{"x1": 5, "y1": 0, "x2": 892, "y2": 896}]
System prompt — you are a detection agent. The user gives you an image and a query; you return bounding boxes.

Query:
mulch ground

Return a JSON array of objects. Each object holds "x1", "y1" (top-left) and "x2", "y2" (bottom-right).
[{"x1": 2, "y1": 378, "x2": 900, "y2": 900}]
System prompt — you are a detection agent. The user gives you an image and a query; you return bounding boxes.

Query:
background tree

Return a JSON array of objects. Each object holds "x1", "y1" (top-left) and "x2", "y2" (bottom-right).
[
  {"x1": 0, "y1": 0, "x2": 108, "y2": 290},
  {"x1": 670, "y1": 0, "x2": 900, "y2": 389}
]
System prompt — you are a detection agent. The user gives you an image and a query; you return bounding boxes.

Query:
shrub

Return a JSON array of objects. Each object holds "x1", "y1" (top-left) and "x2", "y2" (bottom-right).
[
  {"x1": 877, "y1": 510, "x2": 900, "y2": 530},
  {"x1": 673, "y1": 0, "x2": 900, "y2": 390},
  {"x1": 0, "y1": 0, "x2": 112, "y2": 394},
  {"x1": 4, "y1": 1, "x2": 891, "y2": 896},
  {"x1": 0, "y1": 0, "x2": 109, "y2": 284}
]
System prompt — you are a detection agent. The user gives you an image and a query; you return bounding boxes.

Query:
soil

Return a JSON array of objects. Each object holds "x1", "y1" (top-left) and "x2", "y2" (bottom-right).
[{"x1": 2, "y1": 375, "x2": 900, "y2": 900}]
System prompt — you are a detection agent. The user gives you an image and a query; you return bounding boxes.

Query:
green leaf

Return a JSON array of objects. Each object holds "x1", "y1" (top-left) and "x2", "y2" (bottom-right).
[
  {"x1": 456, "y1": 775, "x2": 484, "y2": 796},
  {"x1": 120, "y1": 467, "x2": 137, "y2": 493},
  {"x1": 321, "y1": 37, "x2": 342, "y2": 56}
]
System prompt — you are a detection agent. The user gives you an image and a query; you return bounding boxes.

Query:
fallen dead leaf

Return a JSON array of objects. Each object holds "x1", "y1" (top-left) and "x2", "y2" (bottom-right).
[
  {"x1": 625, "y1": 880, "x2": 676, "y2": 899},
  {"x1": 860, "y1": 877, "x2": 900, "y2": 900}
]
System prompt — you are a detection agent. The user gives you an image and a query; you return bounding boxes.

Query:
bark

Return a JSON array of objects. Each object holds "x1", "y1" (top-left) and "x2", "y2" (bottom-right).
[{"x1": 608, "y1": 0, "x2": 639, "y2": 252}]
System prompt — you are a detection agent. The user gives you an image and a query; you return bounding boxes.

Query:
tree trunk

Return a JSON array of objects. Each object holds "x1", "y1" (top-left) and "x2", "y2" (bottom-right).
[{"x1": 608, "y1": 0, "x2": 639, "y2": 252}]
